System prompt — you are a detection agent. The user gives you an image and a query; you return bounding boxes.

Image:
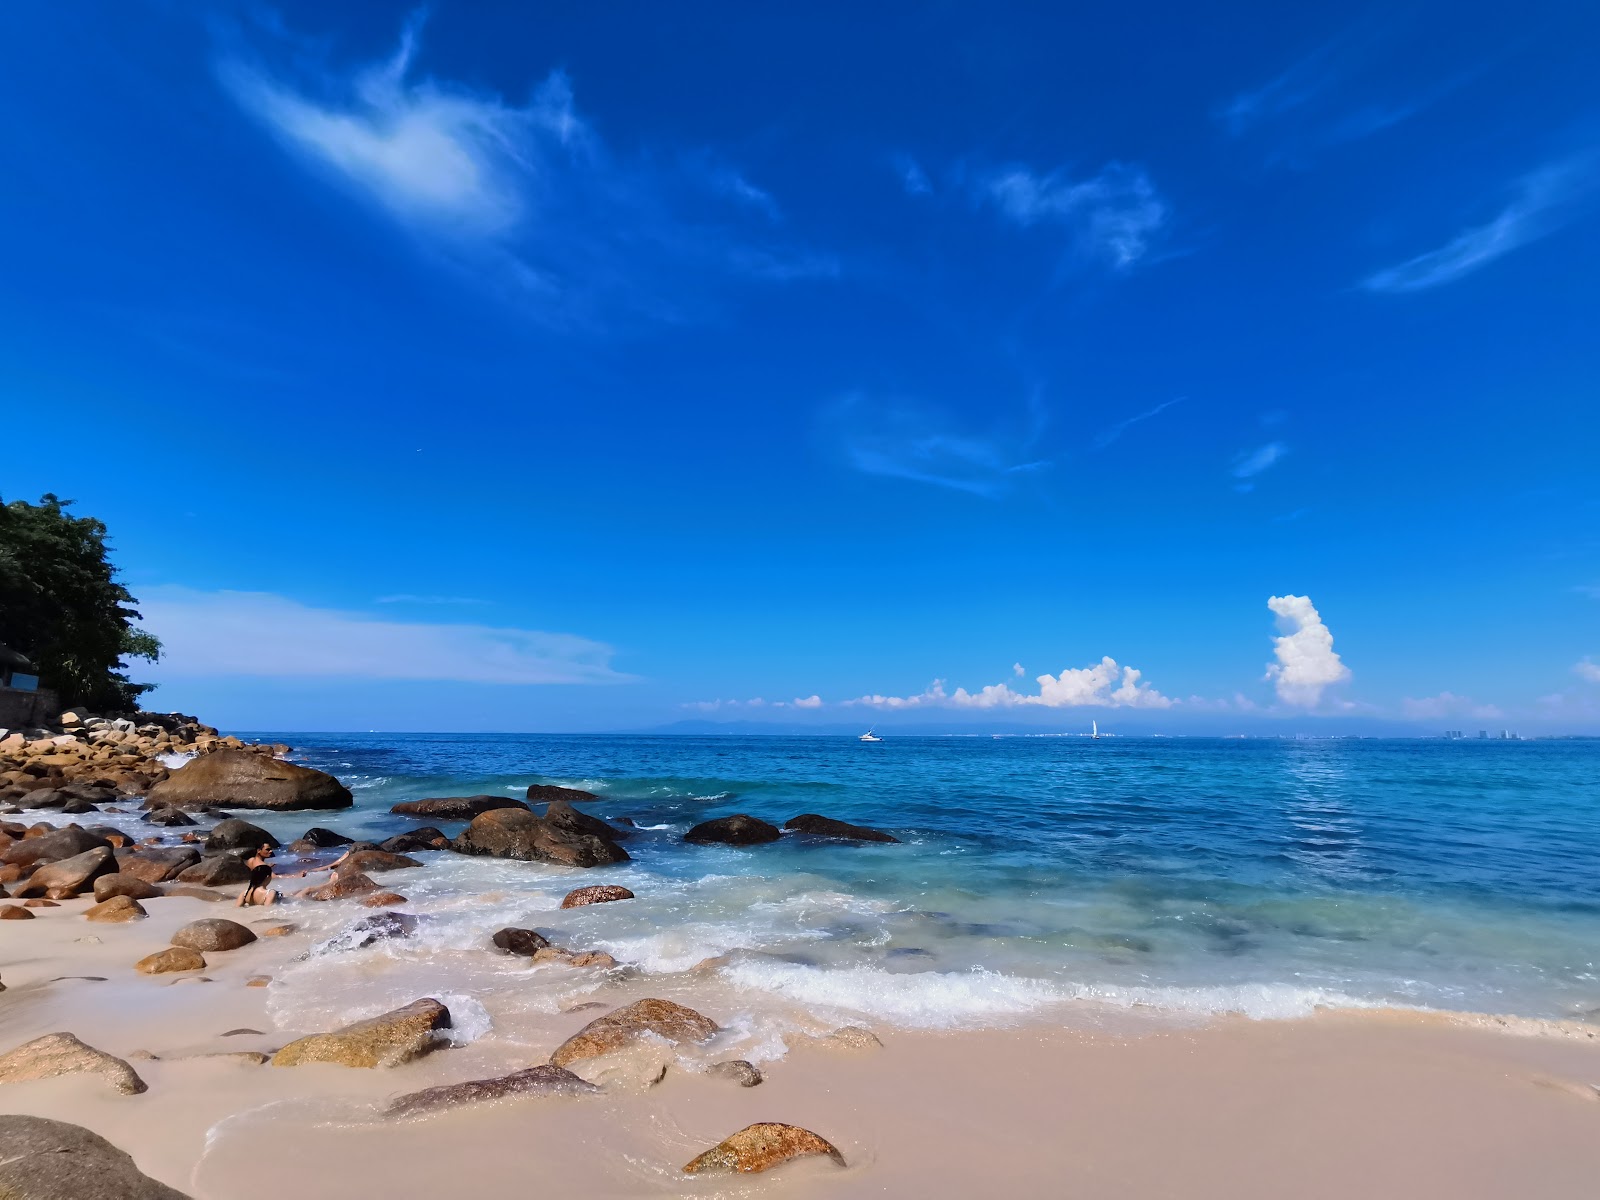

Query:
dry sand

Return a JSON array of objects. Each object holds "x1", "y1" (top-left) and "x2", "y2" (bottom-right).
[{"x1": 3, "y1": 894, "x2": 1599, "y2": 1198}]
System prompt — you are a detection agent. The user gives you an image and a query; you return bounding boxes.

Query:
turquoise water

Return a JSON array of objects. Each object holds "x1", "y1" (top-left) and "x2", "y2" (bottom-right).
[{"x1": 236, "y1": 733, "x2": 1600, "y2": 1026}]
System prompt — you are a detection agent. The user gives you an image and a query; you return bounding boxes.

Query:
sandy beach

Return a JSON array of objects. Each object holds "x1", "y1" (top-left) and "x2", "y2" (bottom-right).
[{"x1": 4, "y1": 883, "x2": 1600, "y2": 1199}]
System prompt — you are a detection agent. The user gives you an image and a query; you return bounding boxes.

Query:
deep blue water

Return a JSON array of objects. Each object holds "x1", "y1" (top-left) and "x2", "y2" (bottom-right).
[{"x1": 233, "y1": 733, "x2": 1600, "y2": 1024}]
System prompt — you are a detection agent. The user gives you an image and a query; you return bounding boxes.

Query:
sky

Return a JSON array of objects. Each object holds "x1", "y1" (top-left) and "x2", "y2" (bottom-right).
[{"x1": 2, "y1": 1, "x2": 1598, "y2": 734}]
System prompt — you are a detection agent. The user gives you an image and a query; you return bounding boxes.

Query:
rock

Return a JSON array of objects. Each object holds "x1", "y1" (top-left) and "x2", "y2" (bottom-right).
[
  {"x1": 135, "y1": 947, "x2": 206, "y2": 974},
  {"x1": 245, "y1": 976, "x2": 270, "y2": 988},
  {"x1": 526, "y1": 783, "x2": 599, "y2": 804},
  {"x1": 119, "y1": 847, "x2": 200, "y2": 883},
  {"x1": 165, "y1": 885, "x2": 227, "y2": 902},
  {"x1": 22, "y1": 898, "x2": 59, "y2": 908},
  {"x1": 546, "y1": 798, "x2": 632, "y2": 841},
  {"x1": 790, "y1": 1026, "x2": 884, "y2": 1053},
  {"x1": 531, "y1": 947, "x2": 618, "y2": 968},
  {"x1": 204, "y1": 818, "x2": 278, "y2": 852},
  {"x1": 683, "y1": 814, "x2": 782, "y2": 845},
  {"x1": 560, "y1": 885, "x2": 636, "y2": 909},
  {"x1": 271, "y1": 997, "x2": 451, "y2": 1068},
  {"x1": 144, "y1": 807, "x2": 196, "y2": 827},
  {"x1": 682, "y1": 1123, "x2": 846, "y2": 1175},
  {"x1": 707, "y1": 1059, "x2": 763, "y2": 1087},
  {"x1": 390, "y1": 795, "x2": 528, "y2": 820},
  {"x1": 171, "y1": 918, "x2": 257, "y2": 952},
  {"x1": 93, "y1": 874, "x2": 163, "y2": 903},
  {"x1": 343, "y1": 911, "x2": 418, "y2": 948},
  {"x1": 85, "y1": 896, "x2": 147, "y2": 922},
  {"x1": 549, "y1": 998, "x2": 720, "y2": 1068},
  {"x1": 0, "y1": 1032, "x2": 148, "y2": 1095},
  {"x1": 14, "y1": 846, "x2": 116, "y2": 897},
  {"x1": 379, "y1": 827, "x2": 449, "y2": 853},
  {"x1": 144, "y1": 749, "x2": 352, "y2": 812},
  {"x1": 783, "y1": 813, "x2": 900, "y2": 843},
  {"x1": 387, "y1": 1064, "x2": 599, "y2": 1117},
  {"x1": 301, "y1": 868, "x2": 379, "y2": 900},
  {"x1": 0, "y1": 903, "x2": 35, "y2": 919},
  {"x1": 255, "y1": 921, "x2": 297, "y2": 936},
  {"x1": 0, "y1": 1115, "x2": 191, "y2": 1199},
  {"x1": 563, "y1": 1002, "x2": 608, "y2": 1014},
  {"x1": 1, "y1": 824, "x2": 110, "y2": 870},
  {"x1": 176, "y1": 854, "x2": 251, "y2": 887},
  {"x1": 340, "y1": 849, "x2": 421, "y2": 873},
  {"x1": 291, "y1": 827, "x2": 351, "y2": 849},
  {"x1": 452, "y1": 806, "x2": 629, "y2": 868},
  {"x1": 361, "y1": 891, "x2": 408, "y2": 907},
  {"x1": 491, "y1": 927, "x2": 551, "y2": 956}
]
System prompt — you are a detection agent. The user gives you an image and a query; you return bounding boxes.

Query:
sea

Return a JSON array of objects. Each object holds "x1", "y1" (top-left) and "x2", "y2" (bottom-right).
[{"x1": 167, "y1": 731, "x2": 1600, "y2": 1045}]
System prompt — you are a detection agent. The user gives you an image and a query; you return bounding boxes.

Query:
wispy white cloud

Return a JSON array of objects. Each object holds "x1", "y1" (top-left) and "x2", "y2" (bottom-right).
[
  {"x1": 1574, "y1": 658, "x2": 1600, "y2": 684},
  {"x1": 218, "y1": 16, "x2": 833, "y2": 326},
  {"x1": 139, "y1": 587, "x2": 627, "y2": 684},
  {"x1": 846, "y1": 658, "x2": 1173, "y2": 710},
  {"x1": 1233, "y1": 442, "x2": 1287, "y2": 478},
  {"x1": 893, "y1": 153, "x2": 933, "y2": 197},
  {"x1": 1364, "y1": 155, "x2": 1599, "y2": 293},
  {"x1": 1218, "y1": 43, "x2": 1341, "y2": 136},
  {"x1": 1264, "y1": 594, "x2": 1351, "y2": 707},
  {"x1": 1401, "y1": 692, "x2": 1502, "y2": 721},
  {"x1": 977, "y1": 162, "x2": 1169, "y2": 269},
  {"x1": 1093, "y1": 398, "x2": 1183, "y2": 451}
]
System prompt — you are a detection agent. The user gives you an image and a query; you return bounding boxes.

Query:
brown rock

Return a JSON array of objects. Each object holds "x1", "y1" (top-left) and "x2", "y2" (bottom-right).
[
  {"x1": 683, "y1": 814, "x2": 782, "y2": 845},
  {"x1": 203, "y1": 818, "x2": 278, "y2": 852},
  {"x1": 171, "y1": 918, "x2": 257, "y2": 952},
  {"x1": 85, "y1": 896, "x2": 147, "y2": 923},
  {"x1": 682, "y1": 1123, "x2": 846, "y2": 1175},
  {"x1": 271, "y1": 997, "x2": 451, "y2": 1068},
  {"x1": 491, "y1": 927, "x2": 551, "y2": 956},
  {"x1": 245, "y1": 976, "x2": 271, "y2": 988},
  {"x1": 549, "y1": 998, "x2": 719, "y2": 1068},
  {"x1": 0, "y1": 1032, "x2": 148, "y2": 1095},
  {"x1": 165, "y1": 885, "x2": 227, "y2": 902},
  {"x1": 92, "y1": 874, "x2": 163, "y2": 902},
  {"x1": 22, "y1": 898, "x2": 60, "y2": 908},
  {"x1": 0, "y1": 904, "x2": 35, "y2": 919},
  {"x1": 135, "y1": 947, "x2": 206, "y2": 975},
  {"x1": 386, "y1": 1064, "x2": 599, "y2": 1117},
  {"x1": 255, "y1": 921, "x2": 298, "y2": 936},
  {"x1": 531, "y1": 947, "x2": 618, "y2": 968},
  {"x1": 545, "y1": 799, "x2": 632, "y2": 841},
  {"x1": 119, "y1": 847, "x2": 200, "y2": 883},
  {"x1": 526, "y1": 783, "x2": 599, "y2": 804},
  {"x1": 390, "y1": 795, "x2": 528, "y2": 820},
  {"x1": 361, "y1": 891, "x2": 408, "y2": 907},
  {"x1": 144, "y1": 806, "x2": 196, "y2": 827},
  {"x1": 706, "y1": 1059, "x2": 764, "y2": 1086},
  {"x1": 176, "y1": 854, "x2": 251, "y2": 887},
  {"x1": 0, "y1": 1115, "x2": 191, "y2": 1199},
  {"x1": 341, "y1": 849, "x2": 421, "y2": 873},
  {"x1": 1, "y1": 825, "x2": 111, "y2": 870},
  {"x1": 451, "y1": 806, "x2": 629, "y2": 868},
  {"x1": 379, "y1": 827, "x2": 449, "y2": 853},
  {"x1": 783, "y1": 813, "x2": 900, "y2": 843},
  {"x1": 560, "y1": 884, "x2": 636, "y2": 909},
  {"x1": 301, "y1": 868, "x2": 380, "y2": 900},
  {"x1": 143, "y1": 749, "x2": 352, "y2": 812}
]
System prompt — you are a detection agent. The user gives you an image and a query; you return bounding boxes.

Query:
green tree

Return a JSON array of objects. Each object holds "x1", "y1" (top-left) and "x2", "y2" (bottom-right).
[{"x1": 0, "y1": 493, "x2": 162, "y2": 712}]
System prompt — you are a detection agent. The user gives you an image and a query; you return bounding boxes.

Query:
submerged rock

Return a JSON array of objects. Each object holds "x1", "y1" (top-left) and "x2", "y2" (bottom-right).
[
  {"x1": 301, "y1": 868, "x2": 380, "y2": 900},
  {"x1": 379, "y1": 827, "x2": 449, "y2": 853},
  {"x1": 171, "y1": 918, "x2": 257, "y2": 952},
  {"x1": 84, "y1": 895, "x2": 147, "y2": 923},
  {"x1": 549, "y1": 998, "x2": 719, "y2": 1068},
  {"x1": 683, "y1": 814, "x2": 781, "y2": 845},
  {"x1": 144, "y1": 807, "x2": 195, "y2": 827},
  {"x1": 783, "y1": 813, "x2": 900, "y2": 843},
  {"x1": 144, "y1": 749, "x2": 352, "y2": 812},
  {"x1": 271, "y1": 997, "x2": 451, "y2": 1069},
  {"x1": 387, "y1": 1064, "x2": 599, "y2": 1117},
  {"x1": 526, "y1": 783, "x2": 599, "y2": 804},
  {"x1": 706, "y1": 1059, "x2": 763, "y2": 1087},
  {"x1": 344, "y1": 911, "x2": 418, "y2": 948},
  {"x1": 390, "y1": 795, "x2": 527, "y2": 820},
  {"x1": 560, "y1": 884, "x2": 635, "y2": 909},
  {"x1": 491, "y1": 927, "x2": 551, "y2": 956},
  {"x1": 451, "y1": 806, "x2": 629, "y2": 868},
  {"x1": 135, "y1": 947, "x2": 206, "y2": 975},
  {"x1": 682, "y1": 1123, "x2": 846, "y2": 1175},
  {"x1": 341, "y1": 849, "x2": 421, "y2": 873},
  {"x1": 0, "y1": 1032, "x2": 148, "y2": 1095},
  {"x1": 361, "y1": 890, "x2": 408, "y2": 907},
  {"x1": 0, "y1": 1115, "x2": 192, "y2": 1199}
]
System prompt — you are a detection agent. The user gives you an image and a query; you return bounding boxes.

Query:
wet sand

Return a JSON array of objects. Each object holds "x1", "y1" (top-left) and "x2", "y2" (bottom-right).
[{"x1": 4, "y1": 895, "x2": 1600, "y2": 1198}]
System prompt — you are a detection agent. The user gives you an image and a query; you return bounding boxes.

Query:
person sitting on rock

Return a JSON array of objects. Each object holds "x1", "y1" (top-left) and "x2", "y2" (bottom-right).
[
  {"x1": 287, "y1": 846, "x2": 356, "y2": 898},
  {"x1": 236, "y1": 843, "x2": 281, "y2": 907}
]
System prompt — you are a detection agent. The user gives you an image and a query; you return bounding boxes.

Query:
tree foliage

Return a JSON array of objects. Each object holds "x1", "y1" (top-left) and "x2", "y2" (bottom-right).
[{"x1": 0, "y1": 493, "x2": 162, "y2": 711}]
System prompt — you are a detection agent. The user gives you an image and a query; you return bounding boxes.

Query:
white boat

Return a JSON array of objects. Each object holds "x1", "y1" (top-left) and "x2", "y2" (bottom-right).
[
  {"x1": 1091, "y1": 720, "x2": 1100, "y2": 740},
  {"x1": 859, "y1": 729, "x2": 882, "y2": 743}
]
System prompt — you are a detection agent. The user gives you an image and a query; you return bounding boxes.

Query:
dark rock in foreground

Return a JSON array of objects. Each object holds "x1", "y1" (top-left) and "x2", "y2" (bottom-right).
[
  {"x1": 526, "y1": 783, "x2": 599, "y2": 804},
  {"x1": 380, "y1": 827, "x2": 449, "y2": 853},
  {"x1": 171, "y1": 918, "x2": 257, "y2": 952},
  {"x1": 205, "y1": 818, "x2": 277, "y2": 852},
  {"x1": 546, "y1": 798, "x2": 632, "y2": 841},
  {"x1": 144, "y1": 750, "x2": 352, "y2": 812},
  {"x1": 452, "y1": 806, "x2": 629, "y2": 868},
  {"x1": 491, "y1": 927, "x2": 551, "y2": 956},
  {"x1": 783, "y1": 814, "x2": 901, "y2": 843},
  {"x1": 390, "y1": 795, "x2": 528, "y2": 820},
  {"x1": 684, "y1": 814, "x2": 781, "y2": 845},
  {"x1": 0, "y1": 1115, "x2": 192, "y2": 1199},
  {"x1": 387, "y1": 1063, "x2": 599, "y2": 1117}
]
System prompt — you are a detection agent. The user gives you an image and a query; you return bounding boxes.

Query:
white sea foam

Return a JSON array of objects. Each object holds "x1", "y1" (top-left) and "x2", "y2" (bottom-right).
[
  {"x1": 438, "y1": 993, "x2": 494, "y2": 1045},
  {"x1": 156, "y1": 751, "x2": 195, "y2": 770}
]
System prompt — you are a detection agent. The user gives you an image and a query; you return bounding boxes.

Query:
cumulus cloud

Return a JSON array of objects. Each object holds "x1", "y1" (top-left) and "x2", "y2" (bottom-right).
[
  {"x1": 1575, "y1": 659, "x2": 1600, "y2": 683},
  {"x1": 847, "y1": 658, "x2": 1172, "y2": 710},
  {"x1": 792, "y1": 694, "x2": 824, "y2": 708},
  {"x1": 1012, "y1": 662, "x2": 1025, "y2": 677},
  {"x1": 1264, "y1": 594, "x2": 1351, "y2": 706},
  {"x1": 138, "y1": 588, "x2": 626, "y2": 685},
  {"x1": 1401, "y1": 692, "x2": 1502, "y2": 721},
  {"x1": 977, "y1": 161, "x2": 1169, "y2": 269}
]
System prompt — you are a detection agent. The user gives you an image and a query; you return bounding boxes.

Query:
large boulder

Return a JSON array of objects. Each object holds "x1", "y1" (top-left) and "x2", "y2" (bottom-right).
[
  {"x1": 92, "y1": 874, "x2": 163, "y2": 903},
  {"x1": 1, "y1": 825, "x2": 110, "y2": 870},
  {"x1": 452, "y1": 806, "x2": 629, "y2": 868},
  {"x1": 380, "y1": 827, "x2": 449, "y2": 853},
  {"x1": 549, "y1": 998, "x2": 719, "y2": 1068},
  {"x1": 684, "y1": 814, "x2": 781, "y2": 845},
  {"x1": 390, "y1": 795, "x2": 527, "y2": 821},
  {"x1": 171, "y1": 918, "x2": 257, "y2": 952},
  {"x1": 0, "y1": 1115, "x2": 191, "y2": 1199},
  {"x1": 546, "y1": 799, "x2": 631, "y2": 841},
  {"x1": 560, "y1": 885, "x2": 635, "y2": 909},
  {"x1": 177, "y1": 854, "x2": 252, "y2": 887},
  {"x1": 271, "y1": 997, "x2": 450, "y2": 1068},
  {"x1": 526, "y1": 783, "x2": 599, "y2": 804},
  {"x1": 783, "y1": 813, "x2": 901, "y2": 843},
  {"x1": 387, "y1": 1064, "x2": 598, "y2": 1118},
  {"x1": 204, "y1": 818, "x2": 278, "y2": 852},
  {"x1": 84, "y1": 896, "x2": 147, "y2": 922},
  {"x1": 291, "y1": 827, "x2": 351, "y2": 849},
  {"x1": 118, "y1": 847, "x2": 200, "y2": 883},
  {"x1": 144, "y1": 750, "x2": 352, "y2": 812},
  {"x1": 14, "y1": 846, "x2": 117, "y2": 897},
  {"x1": 0, "y1": 1032, "x2": 147, "y2": 1095},
  {"x1": 682, "y1": 1123, "x2": 846, "y2": 1175}
]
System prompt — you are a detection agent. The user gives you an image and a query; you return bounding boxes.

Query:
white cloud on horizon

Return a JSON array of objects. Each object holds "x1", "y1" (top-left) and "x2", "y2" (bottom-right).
[
  {"x1": 139, "y1": 587, "x2": 627, "y2": 685},
  {"x1": 978, "y1": 161, "x2": 1169, "y2": 269},
  {"x1": 1574, "y1": 658, "x2": 1600, "y2": 683},
  {"x1": 846, "y1": 657, "x2": 1173, "y2": 711},
  {"x1": 1265, "y1": 594, "x2": 1351, "y2": 707},
  {"x1": 1401, "y1": 691, "x2": 1503, "y2": 721}
]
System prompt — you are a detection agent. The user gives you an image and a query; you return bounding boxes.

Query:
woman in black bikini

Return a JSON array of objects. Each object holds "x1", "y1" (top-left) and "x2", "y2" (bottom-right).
[{"x1": 236, "y1": 843, "x2": 281, "y2": 907}]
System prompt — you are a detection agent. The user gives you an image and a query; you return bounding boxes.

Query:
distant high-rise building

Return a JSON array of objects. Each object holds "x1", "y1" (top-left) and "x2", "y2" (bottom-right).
[{"x1": 1478, "y1": 730, "x2": 1488, "y2": 739}]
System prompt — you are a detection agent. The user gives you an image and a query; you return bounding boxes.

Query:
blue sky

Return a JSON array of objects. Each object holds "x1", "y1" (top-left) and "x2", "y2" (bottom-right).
[{"x1": 3, "y1": 1, "x2": 1598, "y2": 733}]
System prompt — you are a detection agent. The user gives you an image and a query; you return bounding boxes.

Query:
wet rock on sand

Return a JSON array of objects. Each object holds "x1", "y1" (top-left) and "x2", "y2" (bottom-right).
[
  {"x1": 176, "y1": 854, "x2": 251, "y2": 887},
  {"x1": 14, "y1": 846, "x2": 117, "y2": 897},
  {"x1": 341, "y1": 849, "x2": 421, "y2": 873},
  {"x1": 684, "y1": 814, "x2": 781, "y2": 845},
  {"x1": 85, "y1": 895, "x2": 147, "y2": 922},
  {"x1": 135, "y1": 947, "x2": 206, "y2": 975},
  {"x1": 93, "y1": 873, "x2": 163, "y2": 902},
  {"x1": 387, "y1": 1064, "x2": 599, "y2": 1117},
  {"x1": 271, "y1": 997, "x2": 451, "y2": 1068},
  {"x1": 390, "y1": 795, "x2": 527, "y2": 820},
  {"x1": 549, "y1": 998, "x2": 719, "y2": 1068},
  {"x1": 682, "y1": 1123, "x2": 846, "y2": 1175},
  {"x1": 0, "y1": 1114, "x2": 192, "y2": 1199},
  {"x1": 171, "y1": 918, "x2": 257, "y2": 952},
  {"x1": 452, "y1": 806, "x2": 629, "y2": 868},
  {"x1": 783, "y1": 813, "x2": 901, "y2": 843},
  {"x1": 531, "y1": 947, "x2": 618, "y2": 968},
  {"x1": 0, "y1": 1032, "x2": 148, "y2": 1095},
  {"x1": 143, "y1": 748, "x2": 353, "y2": 812},
  {"x1": 0, "y1": 824, "x2": 110, "y2": 870},
  {"x1": 492, "y1": 927, "x2": 551, "y2": 956},
  {"x1": 560, "y1": 884, "x2": 636, "y2": 909},
  {"x1": 301, "y1": 868, "x2": 380, "y2": 900},
  {"x1": 0, "y1": 903, "x2": 35, "y2": 919},
  {"x1": 706, "y1": 1059, "x2": 764, "y2": 1087},
  {"x1": 119, "y1": 847, "x2": 200, "y2": 883}
]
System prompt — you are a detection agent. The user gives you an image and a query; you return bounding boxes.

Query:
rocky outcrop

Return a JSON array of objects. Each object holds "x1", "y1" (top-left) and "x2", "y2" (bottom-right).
[
  {"x1": 144, "y1": 750, "x2": 351, "y2": 812},
  {"x1": 560, "y1": 885, "x2": 636, "y2": 909},
  {"x1": 119, "y1": 847, "x2": 200, "y2": 882},
  {"x1": 84, "y1": 896, "x2": 147, "y2": 922},
  {"x1": 387, "y1": 1064, "x2": 599, "y2": 1117},
  {"x1": 682, "y1": 1123, "x2": 846, "y2": 1175},
  {"x1": 390, "y1": 795, "x2": 527, "y2": 821},
  {"x1": 706, "y1": 1059, "x2": 764, "y2": 1087},
  {"x1": 0, "y1": 1032, "x2": 148, "y2": 1095},
  {"x1": 341, "y1": 850, "x2": 420, "y2": 873},
  {"x1": 451, "y1": 806, "x2": 629, "y2": 868},
  {"x1": 1, "y1": 825, "x2": 110, "y2": 870},
  {"x1": 0, "y1": 1115, "x2": 192, "y2": 1199},
  {"x1": 92, "y1": 874, "x2": 163, "y2": 902},
  {"x1": 171, "y1": 918, "x2": 257, "y2": 952},
  {"x1": 684, "y1": 814, "x2": 781, "y2": 845},
  {"x1": 176, "y1": 855, "x2": 251, "y2": 887},
  {"x1": 549, "y1": 999, "x2": 719, "y2": 1068},
  {"x1": 204, "y1": 818, "x2": 277, "y2": 852},
  {"x1": 526, "y1": 783, "x2": 600, "y2": 804},
  {"x1": 783, "y1": 813, "x2": 900, "y2": 843},
  {"x1": 14, "y1": 846, "x2": 116, "y2": 897},
  {"x1": 135, "y1": 947, "x2": 206, "y2": 975},
  {"x1": 380, "y1": 827, "x2": 449, "y2": 853},
  {"x1": 271, "y1": 997, "x2": 451, "y2": 1069}
]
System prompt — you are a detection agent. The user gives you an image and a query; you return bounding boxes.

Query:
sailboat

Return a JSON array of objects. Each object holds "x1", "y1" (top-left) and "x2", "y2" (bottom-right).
[
  {"x1": 859, "y1": 728, "x2": 882, "y2": 743},
  {"x1": 1091, "y1": 720, "x2": 1100, "y2": 740}
]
